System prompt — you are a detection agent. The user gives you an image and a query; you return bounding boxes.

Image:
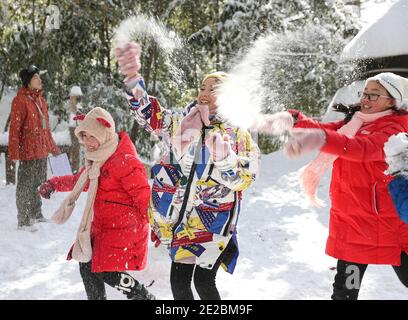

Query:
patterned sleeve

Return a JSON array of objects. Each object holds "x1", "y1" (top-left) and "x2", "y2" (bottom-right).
[
  {"x1": 210, "y1": 128, "x2": 260, "y2": 192},
  {"x1": 125, "y1": 77, "x2": 184, "y2": 137}
]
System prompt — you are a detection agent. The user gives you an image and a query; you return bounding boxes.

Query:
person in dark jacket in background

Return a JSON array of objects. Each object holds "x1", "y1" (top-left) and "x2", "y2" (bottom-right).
[{"x1": 8, "y1": 65, "x2": 60, "y2": 231}]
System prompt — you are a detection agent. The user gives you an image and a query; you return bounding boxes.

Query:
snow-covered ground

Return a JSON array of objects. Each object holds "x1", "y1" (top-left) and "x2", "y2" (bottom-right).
[{"x1": 1, "y1": 151, "x2": 407, "y2": 300}]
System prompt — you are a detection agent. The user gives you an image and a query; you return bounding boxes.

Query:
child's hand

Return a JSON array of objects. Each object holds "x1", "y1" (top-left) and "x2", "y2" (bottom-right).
[{"x1": 38, "y1": 180, "x2": 55, "y2": 199}]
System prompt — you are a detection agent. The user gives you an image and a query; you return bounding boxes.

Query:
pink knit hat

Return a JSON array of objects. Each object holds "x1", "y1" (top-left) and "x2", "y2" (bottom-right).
[{"x1": 74, "y1": 107, "x2": 116, "y2": 144}]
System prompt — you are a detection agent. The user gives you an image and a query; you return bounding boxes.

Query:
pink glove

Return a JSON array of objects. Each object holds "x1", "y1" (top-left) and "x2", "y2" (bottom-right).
[
  {"x1": 172, "y1": 104, "x2": 210, "y2": 155},
  {"x1": 283, "y1": 128, "x2": 326, "y2": 158},
  {"x1": 182, "y1": 104, "x2": 210, "y2": 135},
  {"x1": 255, "y1": 111, "x2": 294, "y2": 135},
  {"x1": 205, "y1": 132, "x2": 232, "y2": 162},
  {"x1": 114, "y1": 42, "x2": 142, "y2": 88}
]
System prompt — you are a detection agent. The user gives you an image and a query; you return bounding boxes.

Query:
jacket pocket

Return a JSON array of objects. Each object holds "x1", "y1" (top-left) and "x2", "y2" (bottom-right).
[
  {"x1": 104, "y1": 200, "x2": 133, "y2": 208},
  {"x1": 372, "y1": 182, "x2": 379, "y2": 214}
]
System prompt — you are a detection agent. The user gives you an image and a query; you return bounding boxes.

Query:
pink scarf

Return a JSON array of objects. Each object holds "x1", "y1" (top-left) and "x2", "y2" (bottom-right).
[{"x1": 300, "y1": 109, "x2": 393, "y2": 207}]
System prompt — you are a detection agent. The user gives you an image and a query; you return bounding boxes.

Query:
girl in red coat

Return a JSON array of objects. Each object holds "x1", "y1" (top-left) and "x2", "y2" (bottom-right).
[
  {"x1": 39, "y1": 107, "x2": 154, "y2": 300},
  {"x1": 264, "y1": 72, "x2": 408, "y2": 299}
]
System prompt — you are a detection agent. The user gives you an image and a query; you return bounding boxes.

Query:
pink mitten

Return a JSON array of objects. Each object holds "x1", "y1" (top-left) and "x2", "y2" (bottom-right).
[
  {"x1": 205, "y1": 133, "x2": 232, "y2": 162},
  {"x1": 114, "y1": 42, "x2": 142, "y2": 88},
  {"x1": 255, "y1": 111, "x2": 294, "y2": 135},
  {"x1": 180, "y1": 104, "x2": 210, "y2": 138},
  {"x1": 172, "y1": 104, "x2": 210, "y2": 155},
  {"x1": 283, "y1": 128, "x2": 326, "y2": 158}
]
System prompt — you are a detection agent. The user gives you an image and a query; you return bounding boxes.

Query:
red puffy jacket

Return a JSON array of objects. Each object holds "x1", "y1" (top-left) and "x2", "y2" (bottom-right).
[
  {"x1": 292, "y1": 110, "x2": 408, "y2": 265},
  {"x1": 8, "y1": 87, "x2": 60, "y2": 160},
  {"x1": 49, "y1": 132, "x2": 151, "y2": 272}
]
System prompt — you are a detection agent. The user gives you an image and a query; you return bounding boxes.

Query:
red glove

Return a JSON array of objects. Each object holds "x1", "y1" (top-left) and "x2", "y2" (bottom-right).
[
  {"x1": 150, "y1": 230, "x2": 161, "y2": 248},
  {"x1": 51, "y1": 145, "x2": 61, "y2": 157},
  {"x1": 38, "y1": 180, "x2": 55, "y2": 199}
]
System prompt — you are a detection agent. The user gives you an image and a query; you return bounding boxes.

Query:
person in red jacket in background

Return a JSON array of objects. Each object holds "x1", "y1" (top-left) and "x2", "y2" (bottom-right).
[
  {"x1": 38, "y1": 107, "x2": 155, "y2": 300},
  {"x1": 262, "y1": 72, "x2": 408, "y2": 300},
  {"x1": 8, "y1": 65, "x2": 60, "y2": 231}
]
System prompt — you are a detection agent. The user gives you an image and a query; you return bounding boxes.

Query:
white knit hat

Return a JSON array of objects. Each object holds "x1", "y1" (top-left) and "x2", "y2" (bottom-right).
[
  {"x1": 74, "y1": 107, "x2": 116, "y2": 144},
  {"x1": 366, "y1": 72, "x2": 408, "y2": 109}
]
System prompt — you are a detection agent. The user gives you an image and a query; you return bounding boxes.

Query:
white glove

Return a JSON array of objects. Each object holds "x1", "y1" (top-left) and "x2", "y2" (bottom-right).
[
  {"x1": 255, "y1": 111, "x2": 294, "y2": 135},
  {"x1": 284, "y1": 128, "x2": 326, "y2": 158}
]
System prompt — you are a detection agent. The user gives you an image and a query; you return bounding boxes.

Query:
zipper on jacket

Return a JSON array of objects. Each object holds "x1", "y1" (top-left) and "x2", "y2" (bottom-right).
[
  {"x1": 104, "y1": 199, "x2": 133, "y2": 208},
  {"x1": 373, "y1": 182, "x2": 379, "y2": 215},
  {"x1": 171, "y1": 130, "x2": 204, "y2": 238},
  {"x1": 223, "y1": 192, "x2": 237, "y2": 237}
]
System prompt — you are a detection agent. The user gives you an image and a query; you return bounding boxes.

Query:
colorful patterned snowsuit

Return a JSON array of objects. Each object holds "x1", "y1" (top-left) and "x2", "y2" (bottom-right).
[{"x1": 126, "y1": 80, "x2": 260, "y2": 273}]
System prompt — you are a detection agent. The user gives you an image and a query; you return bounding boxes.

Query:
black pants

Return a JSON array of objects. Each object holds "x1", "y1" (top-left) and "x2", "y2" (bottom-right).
[
  {"x1": 79, "y1": 261, "x2": 155, "y2": 300},
  {"x1": 331, "y1": 252, "x2": 408, "y2": 300},
  {"x1": 16, "y1": 159, "x2": 47, "y2": 227},
  {"x1": 170, "y1": 240, "x2": 236, "y2": 300}
]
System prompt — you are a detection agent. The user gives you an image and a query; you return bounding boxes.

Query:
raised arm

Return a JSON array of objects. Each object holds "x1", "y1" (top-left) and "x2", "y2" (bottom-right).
[
  {"x1": 49, "y1": 167, "x2": 88, "y2": 192},
  {"x1": 114, "y1": 42, "x2": 181, "y2": 137},
  {"x1": 321, "y1": 122, "x2": 406, "y2": 162}
]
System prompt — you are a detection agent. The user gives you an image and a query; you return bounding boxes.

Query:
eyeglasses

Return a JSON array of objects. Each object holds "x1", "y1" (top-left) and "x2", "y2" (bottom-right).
[{"x1": 358, "y1": 92, "x2": 392, "y2": 101}]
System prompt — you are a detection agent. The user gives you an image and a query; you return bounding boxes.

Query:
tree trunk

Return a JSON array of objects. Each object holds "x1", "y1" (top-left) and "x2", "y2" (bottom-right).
[
  {"x1": 214, "y1": 0, "x2": 221, "y2": 70},
  {"x1": 68, "y1": 97, "x2": 80, "y2": 173},
  {"x1": 5, "y1": 153, "x2": 16, "y2": 185}
]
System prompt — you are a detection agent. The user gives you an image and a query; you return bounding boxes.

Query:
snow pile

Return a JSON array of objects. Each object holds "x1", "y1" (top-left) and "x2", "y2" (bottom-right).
[
  {"x1": 341, "y1": 0, "x2": 408, "y2": 61},
  {"x1": 384, "y1": 132, "x2": 408, "y2": 175}
]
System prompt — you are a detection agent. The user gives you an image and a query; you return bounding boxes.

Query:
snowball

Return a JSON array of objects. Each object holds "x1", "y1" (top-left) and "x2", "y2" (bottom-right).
[{"x1": 384, "y1": 132, "x2": 408, "y2": 175}]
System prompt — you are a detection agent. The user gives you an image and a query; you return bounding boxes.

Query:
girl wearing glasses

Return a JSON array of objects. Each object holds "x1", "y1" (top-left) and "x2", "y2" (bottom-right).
[{"x1": 262, "y1": 72, "x2": 408, "y2": 299}]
